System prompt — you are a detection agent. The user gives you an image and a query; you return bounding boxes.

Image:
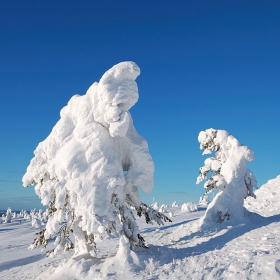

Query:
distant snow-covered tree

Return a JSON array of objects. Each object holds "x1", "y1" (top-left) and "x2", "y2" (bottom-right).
[
  {"x1": 19, "y1": 210, "x2": 24, "y2": 218},
  {"x1": 159, "y1": 204, "x2": 167, "y2": 213},
  {"x1": 199, "y1": 195, "x2": 210, "y2": 205},
  {"x1": 181, "y1": 202, "x2": 198, "y2": 212},
  {"x1": 12, "y1": 211, "x2": 17, "y2": 219},
  {"x1": 23, "y1": 210, "x2": 30, "y2": 220},
  {"x1": 171, "y1": 201, "x2": 179, "y2": 207},
  {"x1": 151, "y1": 202, "x2": 159, "y2": 210},
  {"x1": 5, "y1": 207, "x2": 12, "y2": 223},
  {"x1": 196, "y1": 128, "x2": 257, "y2": 227},
  {"x1": 23, "y1": 62, "x2": 170, "y2": 258}
]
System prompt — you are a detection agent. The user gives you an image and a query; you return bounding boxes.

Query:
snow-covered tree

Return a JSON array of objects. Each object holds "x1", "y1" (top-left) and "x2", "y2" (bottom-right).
[
  {"x1": 171, "y1": 201, "x2": 179, "y2": 207},
  {"x1": 5, "y1": 207, "x2": 12, "y2": 223},
  {"x1": 181, "y1": 202, "x2": 198, "y2": 212},
  {"x1": 151, "y1": 202, "x2": 159, "y2": 210},
  {"x1": 12, "y1": 211, "x2": 17, "y2": 219},
  {"x1": 159, "y1": 204, "x2": 167, "y2": 213},
  {"x1": 199, "y1": 195, "x2": 210, "y2": 205},
  {"x1": 196, "y1": 128, "x2": 257, "y2": 227},
  {"x1": 23, "y1": 61, "x2": 170, "y2": 258}
]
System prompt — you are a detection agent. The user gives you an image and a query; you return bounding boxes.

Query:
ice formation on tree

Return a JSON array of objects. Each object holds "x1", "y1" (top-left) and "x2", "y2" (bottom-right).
[
  {"x1": 196, "y1": 128, "x2": 257, "y2": 227},
  {"x1": 23, "y1": 61, "x2": 170, "y2": 257}
]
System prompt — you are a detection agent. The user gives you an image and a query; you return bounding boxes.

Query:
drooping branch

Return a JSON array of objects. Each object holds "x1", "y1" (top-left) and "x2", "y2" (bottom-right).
[{"x1": 135, "y1": 203, "x2": 172, "y2": 225}]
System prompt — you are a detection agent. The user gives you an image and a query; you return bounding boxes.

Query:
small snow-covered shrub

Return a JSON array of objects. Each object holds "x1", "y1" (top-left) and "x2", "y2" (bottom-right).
[
  {"x1": 181, "y1": 202, "x2": 198, "y2": 212},
  {"x1": 196, "y1": 128, "x2": 257, "y2": 227}
]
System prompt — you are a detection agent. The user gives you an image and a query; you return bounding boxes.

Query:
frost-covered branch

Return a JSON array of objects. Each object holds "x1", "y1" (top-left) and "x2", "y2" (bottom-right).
[{"x1": 135, "y1": 203, "x2": 172, "y2": 226}]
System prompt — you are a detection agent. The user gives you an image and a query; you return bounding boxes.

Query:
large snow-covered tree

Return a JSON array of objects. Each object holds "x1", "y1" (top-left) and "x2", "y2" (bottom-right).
[
  {"x1": 196, "y1": 128, "x2": 257, "y2": 227},
  {"x1": 23, "y1": 61, "x2": 170, "y2": 258}
]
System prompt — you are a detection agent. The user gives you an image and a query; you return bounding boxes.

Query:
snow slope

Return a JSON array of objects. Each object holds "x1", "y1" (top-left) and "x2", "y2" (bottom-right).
[{"x1": 1, "y1": 176, "x2": 280, "y2": 279}]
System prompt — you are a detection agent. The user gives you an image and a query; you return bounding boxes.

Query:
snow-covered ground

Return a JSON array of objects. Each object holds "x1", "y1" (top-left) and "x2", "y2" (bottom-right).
[{"x1": 1, "y1": 176, "x2": 280, "y2": 279}]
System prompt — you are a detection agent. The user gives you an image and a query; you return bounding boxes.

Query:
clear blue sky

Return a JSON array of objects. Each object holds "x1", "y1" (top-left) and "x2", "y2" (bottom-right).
[{"x1": 1, "y1": 0, "x2": 280, "y2": 210}]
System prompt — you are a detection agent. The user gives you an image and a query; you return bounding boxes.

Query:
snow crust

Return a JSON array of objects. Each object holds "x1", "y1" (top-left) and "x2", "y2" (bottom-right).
[{"x1": 22, "y1": 62, "x2": 154, "y2": 252}]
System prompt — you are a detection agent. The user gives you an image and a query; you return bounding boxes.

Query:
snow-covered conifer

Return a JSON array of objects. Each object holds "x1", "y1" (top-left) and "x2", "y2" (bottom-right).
[
  {"x1": 199, "y1": 195, "x2": 210, "y2": 205},
  {"x1": 31, "y1": 217, "x2": 42, "y2": 228},
  {"x1": 23, "y1": 211, "x2": 30, "y2": 220},
  {"x1": 5, "y1": 207, "x2": 12, "y2": 223},
  {"x1": 23, "y1": 61, "x2": 170, "y2": 258},
  {"x1": 171, "y1": 201, "x2": 179, "y2": 207},
  {"x1": 196, "y1": 128, "x2": 257, "y2": 227},
  {"x1": 151, "y1": 202, "x2": 159, "y2": 210},
  {"x1": 12, "y1": 212, "x2": 17, "y2": 219},
  {"x1": 19, "y1": 210, "x2": 24, "y2": 218},
  {"x1": 159, "y1": 204, "x2": 167, "y2": 213},
  {"x1": 181, "y1": 202, "x2": 198, "y2": 212}
]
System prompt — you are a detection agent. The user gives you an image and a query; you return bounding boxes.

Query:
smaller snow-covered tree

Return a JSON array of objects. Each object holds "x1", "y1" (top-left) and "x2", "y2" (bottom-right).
[
  {"x1": 5, "y1": 207, "x2": 12, "y2": 223},
  {"x1": 181, "y1": 202, "x2": 198, "y2": 212},
  {"x1": 199, "y1": 195, "x2": 210, "y2": 205},
  {"x1": 171, "y1": 201, "x2": 179, "y2": 207},
  {"x1": 23, "y1": 210, "x2": 30, "y2": 220},
  {"x1": 196, "y1": 128, "x2": 257, "y2": 227},
  {"x1": 158, "y1": 204, "x2": 168, "y2": 213},
  {"x1": 151, "y1": 202, "x2": 159, "y2": 210},
  {"x1": 18, "y1": 210, "x2": 24, "y2": 218},
  {"x1": 12, "y1": 211, "x2": 17, "y2": 219}
]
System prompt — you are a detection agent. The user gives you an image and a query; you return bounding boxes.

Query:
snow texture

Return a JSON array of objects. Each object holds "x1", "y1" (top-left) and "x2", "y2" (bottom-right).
[{"x1": 1, "y1": 175, "x2": 280, "y2": 279}]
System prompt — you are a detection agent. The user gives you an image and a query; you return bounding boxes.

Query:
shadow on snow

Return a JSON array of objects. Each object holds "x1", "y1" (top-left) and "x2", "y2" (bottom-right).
[
  {"x1": 146, "y1": 213, "x2": 280, "y2": 265},
  {"x1": 0, "y1": 228, "x2": 14, "y2": 232},
  {"x1": 141, "y1": 218, "x2": 199, "y2": 234},
  {"x1": 0, "y1": 254, "x2": 44, "y2": 272}
]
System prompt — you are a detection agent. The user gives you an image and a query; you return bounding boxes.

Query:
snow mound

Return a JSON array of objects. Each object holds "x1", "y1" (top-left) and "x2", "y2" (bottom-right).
[{"x1": 245, "y1": 175, "x2": 280, "y2": 216}]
